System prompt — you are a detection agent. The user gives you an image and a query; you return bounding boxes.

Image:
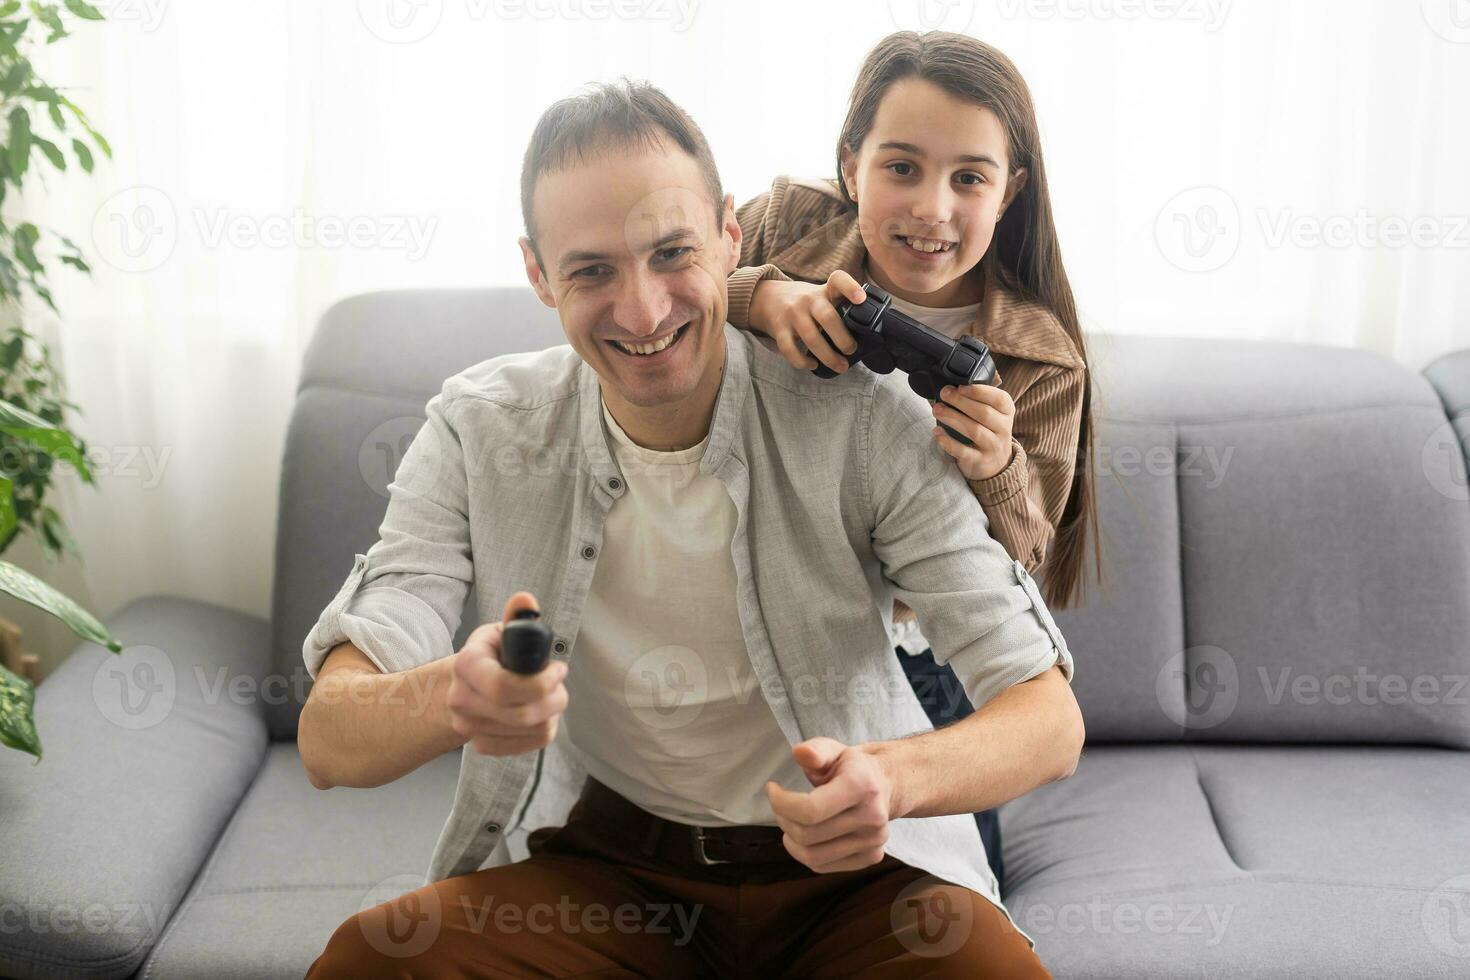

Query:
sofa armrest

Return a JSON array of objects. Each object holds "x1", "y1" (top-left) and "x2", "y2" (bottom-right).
[
  {"x1": 1425, "y1": 348, "x2": 1470, "y2": 445},
  {"x1": 0, "y1": 596, "x2": 271, "y2": 980}
]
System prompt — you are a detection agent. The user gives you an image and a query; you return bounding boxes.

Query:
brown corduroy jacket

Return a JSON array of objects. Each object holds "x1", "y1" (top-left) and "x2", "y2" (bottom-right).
[{"x1": 727, "y1": 176, "x2": 1087, "y2": 623}]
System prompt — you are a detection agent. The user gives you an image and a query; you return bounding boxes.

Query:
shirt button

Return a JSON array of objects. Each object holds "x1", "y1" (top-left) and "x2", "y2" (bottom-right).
[
  {"x1": 581, "y1": 545, "x2": 596, "y2": 560},
  {"x1": 608, "y1": 478, "x2": 622, "y2": 491},
  {"x1": 485, "y1": 822, "x2": 500, "y2": 835},
  {"x1": 553, "y1": 640, "x2": 567, "y2": 654}
]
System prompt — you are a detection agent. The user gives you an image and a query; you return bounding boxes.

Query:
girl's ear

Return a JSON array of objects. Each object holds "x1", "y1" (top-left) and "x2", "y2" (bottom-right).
[
  {"x1": 1000, "y1": 168, "x2": 1030, "y2": 219},
  {"x1": 839, "y1": 145, "x2": 859, "y2": 200}
]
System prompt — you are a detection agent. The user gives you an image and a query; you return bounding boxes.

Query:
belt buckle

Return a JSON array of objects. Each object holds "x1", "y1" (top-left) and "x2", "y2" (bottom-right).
[{"x1": 693, "y1": 827, "x2": 733, "y2": 866}]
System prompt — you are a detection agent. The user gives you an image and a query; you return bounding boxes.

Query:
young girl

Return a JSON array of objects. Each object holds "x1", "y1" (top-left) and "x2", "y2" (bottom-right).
[{"x1": 725, "y1": 30, "x2": 1100, "y2": 892}]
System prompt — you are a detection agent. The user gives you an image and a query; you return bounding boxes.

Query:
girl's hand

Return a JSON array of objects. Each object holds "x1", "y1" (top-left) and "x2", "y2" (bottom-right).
[
  {"x1": 748, "y1": 271, "x2": 867, "y2": 375},
  {"x1": 931, "y1": 383, "x2": 1017, "y2": 482}
]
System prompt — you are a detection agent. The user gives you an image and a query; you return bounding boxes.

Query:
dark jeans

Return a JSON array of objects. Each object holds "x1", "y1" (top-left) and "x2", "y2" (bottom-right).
[{"x1": 897, "y1": 645, "x2": 1004, "y2": 893}]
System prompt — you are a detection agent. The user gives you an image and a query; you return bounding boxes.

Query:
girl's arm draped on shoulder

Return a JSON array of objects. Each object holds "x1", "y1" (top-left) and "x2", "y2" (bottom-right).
[{"x1": 727, "y1": 178, "x2": 794, "y2": 329}]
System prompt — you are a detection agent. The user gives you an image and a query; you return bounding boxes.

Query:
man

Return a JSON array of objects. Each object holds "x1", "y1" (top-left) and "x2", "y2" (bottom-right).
[{"x1": 299, "y1": 80, "x2": 1082, "y2": 978}]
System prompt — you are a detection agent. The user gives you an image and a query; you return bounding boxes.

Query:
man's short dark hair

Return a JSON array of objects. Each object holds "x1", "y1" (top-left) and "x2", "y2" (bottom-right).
[{"x1": 520, "y1": 78, "x2": 725, "y2": 263}]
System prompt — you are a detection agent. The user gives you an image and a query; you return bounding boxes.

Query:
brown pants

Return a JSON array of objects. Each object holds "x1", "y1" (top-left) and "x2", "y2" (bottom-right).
[{"x1": 306, "y1": 778, "x2": 1050, "y2": 979}]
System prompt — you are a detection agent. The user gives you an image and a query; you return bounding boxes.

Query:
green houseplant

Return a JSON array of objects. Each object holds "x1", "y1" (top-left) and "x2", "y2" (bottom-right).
[{"x1": 0, "y1": 0, "x2": 122, "y2": 761}]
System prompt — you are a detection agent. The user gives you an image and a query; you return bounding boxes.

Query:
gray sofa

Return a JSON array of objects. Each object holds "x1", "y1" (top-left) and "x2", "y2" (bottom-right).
[{"x1": 3, "y1": 286, "x2": 1469, "y2": 979}]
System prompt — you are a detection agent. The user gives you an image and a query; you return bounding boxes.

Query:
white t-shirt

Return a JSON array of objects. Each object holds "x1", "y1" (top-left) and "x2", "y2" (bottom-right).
[
  {"x1": 886, "y1": 295, "x2": 982, "y2": 341},
  {"x1": 883, "y1": 294, "x2": 983, "y2": 657},
  {"x1": 560, "y1": 396, "x2": 811, "y2": 826}
]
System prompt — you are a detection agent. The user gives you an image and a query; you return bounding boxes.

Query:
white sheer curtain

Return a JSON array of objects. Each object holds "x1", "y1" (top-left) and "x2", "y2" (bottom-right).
[{"x1": 13, "y1": 0, "x2": 1470, "y2": 672}]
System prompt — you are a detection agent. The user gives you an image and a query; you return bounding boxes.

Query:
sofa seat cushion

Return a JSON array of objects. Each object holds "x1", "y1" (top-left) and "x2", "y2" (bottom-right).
[
  {"x1": 136, "y1": 743, "x2": 462, "y2": 980},
  {"x1": 1000, "y1": 744, "x2": 1470, "y2": 979}
]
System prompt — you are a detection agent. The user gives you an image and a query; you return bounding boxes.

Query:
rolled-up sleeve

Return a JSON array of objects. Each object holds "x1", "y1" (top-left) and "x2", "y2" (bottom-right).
[
  {"x1": 301, "y1": 387, "x2": 474, "y2": 680},
  {"x1": 864, "y1": 379, "x2": 1074, "y2": 711}
]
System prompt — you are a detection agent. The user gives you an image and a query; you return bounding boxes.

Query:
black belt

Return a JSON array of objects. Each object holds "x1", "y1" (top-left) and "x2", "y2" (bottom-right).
[{"x1": 575, "y1": 776, "x2": 794, "y2": 867}]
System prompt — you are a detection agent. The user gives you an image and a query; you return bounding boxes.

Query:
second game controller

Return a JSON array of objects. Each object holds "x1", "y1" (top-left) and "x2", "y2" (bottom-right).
[{"x1": 813, "y1": 282, "x2": 998, "y2": 446}]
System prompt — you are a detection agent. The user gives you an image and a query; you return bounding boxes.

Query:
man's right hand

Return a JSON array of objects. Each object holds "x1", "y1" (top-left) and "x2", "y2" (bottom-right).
[{"x1": 447, "y1": 591, "x2": 569, "y2": 756}]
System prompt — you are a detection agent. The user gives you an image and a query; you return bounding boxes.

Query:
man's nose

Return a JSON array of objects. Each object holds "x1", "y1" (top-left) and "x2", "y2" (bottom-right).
[{"x1": 612, "y1": 270, "x2": 673, "y2": 337}]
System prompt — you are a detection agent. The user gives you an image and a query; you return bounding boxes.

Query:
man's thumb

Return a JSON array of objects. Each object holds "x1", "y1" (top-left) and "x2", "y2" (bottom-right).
[{"x1": 792, "y1": 736, "x2": 845, "y2": 775}]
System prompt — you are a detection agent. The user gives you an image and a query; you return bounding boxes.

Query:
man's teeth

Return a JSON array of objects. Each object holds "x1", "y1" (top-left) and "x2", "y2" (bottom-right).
[
  {"x1": 902, "y1": 236, "x2": 955, "y2": 253},
  {"x1": 614, "y1": 327, "x2": 682, "y2": 356}
]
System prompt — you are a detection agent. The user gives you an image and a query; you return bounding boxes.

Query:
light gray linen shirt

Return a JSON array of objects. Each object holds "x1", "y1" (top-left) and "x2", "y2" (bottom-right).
[{"x1": 302, "y1": 322, "x2": 1074, "y2": 941}]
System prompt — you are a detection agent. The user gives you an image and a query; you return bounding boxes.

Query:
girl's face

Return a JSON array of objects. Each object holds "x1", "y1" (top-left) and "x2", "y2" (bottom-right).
[{"x1": 841, "y1": 77, "x2": 1028, "y2": 308}]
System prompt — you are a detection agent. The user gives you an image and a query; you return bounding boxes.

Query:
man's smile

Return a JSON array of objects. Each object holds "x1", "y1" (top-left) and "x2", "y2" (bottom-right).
[{"x1": 606, "y1": 321, "x2": 693, "y2": 360}]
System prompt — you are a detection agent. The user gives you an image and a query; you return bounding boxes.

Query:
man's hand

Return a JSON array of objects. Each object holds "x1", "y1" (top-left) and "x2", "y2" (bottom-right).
[
  {"x1": 447, "y1": 591, "x2": 569, "y2": 757},
  {"x1": 765, "y1": 736, "x2": 900, "y2": 873}
]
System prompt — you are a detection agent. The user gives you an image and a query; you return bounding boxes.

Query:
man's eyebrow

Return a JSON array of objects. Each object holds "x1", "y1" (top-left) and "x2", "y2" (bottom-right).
[
  {"x1": 876, "y1": 140, "x2": 1000, "y2": 168},
  {"x1": 556, "y1": 227, "x2": 699, "y2": 274}
]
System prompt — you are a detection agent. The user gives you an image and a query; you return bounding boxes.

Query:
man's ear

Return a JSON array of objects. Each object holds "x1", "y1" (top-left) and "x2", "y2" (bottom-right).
[
  {"x1": 519, "y1": 236, "x2": 556, "y2": 308},
  {"x1": 721, "y1": 193, "x2": 742, "y2": 275}
]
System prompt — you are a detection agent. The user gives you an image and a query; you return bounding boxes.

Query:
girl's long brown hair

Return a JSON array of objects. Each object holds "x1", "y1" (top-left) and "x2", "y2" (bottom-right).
[{"x1": 837, "y1": 31, "x2": 1101, "y2": 609}]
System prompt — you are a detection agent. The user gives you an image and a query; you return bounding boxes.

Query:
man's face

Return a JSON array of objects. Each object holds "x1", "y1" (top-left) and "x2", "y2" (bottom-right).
[{"x1": 521, "y1": 139, "x2": 740, "y2": 411}]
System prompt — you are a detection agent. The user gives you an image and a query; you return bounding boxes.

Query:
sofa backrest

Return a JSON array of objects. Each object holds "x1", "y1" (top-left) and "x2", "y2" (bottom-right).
[
  {"x1": 1056, "y1": 335, "x2": 1470, "y2": 747},
  {"x1": 267, "y1": 288, "x2": 565, "y2": 738},
  {"x1": 270, "y1": 288, "x2": 1470, "y2": 748}
]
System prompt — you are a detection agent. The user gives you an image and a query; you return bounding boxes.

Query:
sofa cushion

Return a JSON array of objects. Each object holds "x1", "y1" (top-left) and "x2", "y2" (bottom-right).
[
  {"x1": 0, "y1": 597, "x2": 271, "y2": 980},
  {"x1": 1000, "y1": 744, "x2": 1470, "y2": 978},
  {"x1": 135, "y1": 743, "x2": 463, "y2": 980},
  {"x1": 267, "y1": 287, "x2": 566, "y2": 740},
  {"x1": 1053, "y1": 335, "x2": 1470, "y2": 746}
]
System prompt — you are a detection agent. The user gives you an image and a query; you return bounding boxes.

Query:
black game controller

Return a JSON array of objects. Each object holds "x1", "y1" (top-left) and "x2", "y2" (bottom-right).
[
  {"x1": 813, "y1": 282, "x2": 997, "y2": 446},
  {"x1": 499, "y1": 609, "x2": 554, "y2": 675}
]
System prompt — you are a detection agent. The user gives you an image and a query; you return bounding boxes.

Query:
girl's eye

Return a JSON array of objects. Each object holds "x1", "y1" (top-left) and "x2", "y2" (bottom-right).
[
  {"x1": 956, "y1": 172, "x2": 986, "y2": 186},
  {"x1": 887, "y1": 161, "x2": 915, "y2": 177}
]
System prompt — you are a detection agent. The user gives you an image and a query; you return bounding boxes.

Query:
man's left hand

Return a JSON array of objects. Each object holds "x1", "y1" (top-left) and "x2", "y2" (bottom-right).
[{"x1": 765, "y1": 736, "x2": 898, "y2": 874}]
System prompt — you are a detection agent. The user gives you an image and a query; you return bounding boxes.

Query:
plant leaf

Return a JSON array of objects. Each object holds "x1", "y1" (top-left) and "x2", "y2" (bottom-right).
[
  {"x1": 70, "y1": 136, "x2": 90, "y2": 172},
  {"x1": 12, "y1": 222, "x2": 40, "y2": 272},
  {"x1": 42, "y1": 505, "x2": 78, "y2": 559},
  {"x1": 6, "y1": 105, "x2": 30, "y2": 179},
  {"x1": 0, "y1": 475, "x2": 15, "y2": 547},
  {"x1": 0, "y1": 660, "x2": 39, "y2": 759},
  {"x1": 63, "y1": 0, "x2": 103, "y2": 20},
  {"x1": 0, "y1": 396, "x2": 92, "y2": 482},
  {"x1": 33, "y1": 135, "x2": 64, "y2": 171},
  {"x1": 0, "y1": 559, "x2": 120, "y2": 652}
]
